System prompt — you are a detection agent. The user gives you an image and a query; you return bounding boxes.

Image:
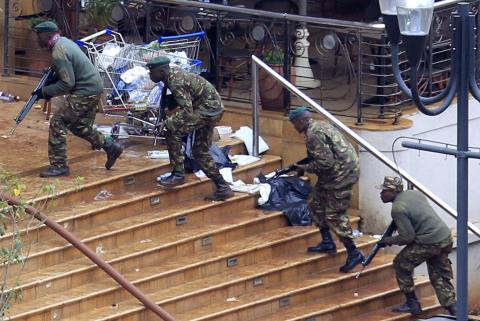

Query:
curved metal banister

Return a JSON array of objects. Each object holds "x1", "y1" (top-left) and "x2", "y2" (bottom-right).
[
  {"x1": 152, "y1": 0, "x2": 470, "y2": 32},
  {"x1": 0, "y1": 193, "x2": 177, "y2": 321},
  {"x1": 250, "y1": 54, "x2": 480, "y2": 238}
]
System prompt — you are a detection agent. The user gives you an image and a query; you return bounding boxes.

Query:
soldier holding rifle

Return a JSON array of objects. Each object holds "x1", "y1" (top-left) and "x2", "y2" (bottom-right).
[
  {"x1": 288, "y1": 107, "x2": 365, "y2": 273},
  {"x1": 377, "y1": 176, "x2": 456, "y2": 316},
  {"x1": 33, "y1": 21, "x2": 123, "y2": 178}
]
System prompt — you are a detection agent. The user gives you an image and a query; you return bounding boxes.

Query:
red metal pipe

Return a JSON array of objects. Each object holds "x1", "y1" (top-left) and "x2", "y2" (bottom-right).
[{"x1": 0, "y1": 193, "x2": 177, "y2": 321}]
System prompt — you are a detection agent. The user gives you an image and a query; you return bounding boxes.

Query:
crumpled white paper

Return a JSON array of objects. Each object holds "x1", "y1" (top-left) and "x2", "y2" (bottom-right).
[{"x1": 231, "y1": 126, "x2": 269, "y2": 156}]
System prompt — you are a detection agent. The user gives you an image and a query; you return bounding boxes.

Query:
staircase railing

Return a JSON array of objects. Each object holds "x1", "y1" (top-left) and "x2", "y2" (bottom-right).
[
  {"x1": 0, "y1": 193, "x2": 178, "y2": 321},
  {"x1": 250, "y1": 54, "x2": 480, "y2": 238}
]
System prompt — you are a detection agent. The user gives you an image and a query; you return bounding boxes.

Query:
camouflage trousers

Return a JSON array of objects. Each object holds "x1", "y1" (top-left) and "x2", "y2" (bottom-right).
[
  {"x1": 164, "y1": 109, "x2": 223, "y2": 181},
  {"x1": 309, "y1": 184, "x2": 354, "y2": 239},
  {"x1": 393, "y1": 236, "x2": 456, "y2": 308},
  {"x1": 49, "y1": 94, "x2": 105, "y2": 167}
]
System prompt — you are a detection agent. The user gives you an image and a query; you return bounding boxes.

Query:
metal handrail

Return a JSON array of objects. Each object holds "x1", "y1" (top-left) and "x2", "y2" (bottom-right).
[
  {"x1": 0, "y1": 194, "x2": 177, "y2": 321},
  {"x1": 250, "y1": 54, "x2": 480, "y2": 238},
  {"x1": 152, "y1": 0, "x2": 470, "y2": 32}
]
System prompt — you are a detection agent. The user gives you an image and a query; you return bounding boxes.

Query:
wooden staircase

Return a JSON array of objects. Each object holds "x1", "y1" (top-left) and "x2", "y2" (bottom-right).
[{"x1": 3, "y1": 138, "x2": 445, "y2": 321}]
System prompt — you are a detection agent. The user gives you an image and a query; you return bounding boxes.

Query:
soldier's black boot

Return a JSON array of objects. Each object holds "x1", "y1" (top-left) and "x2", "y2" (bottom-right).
[
  {"x1": 307, "y1": 228, "x2": 337, "y2": 254},
  {"x1": 40, "y1": 165, "x2": 70, "y2": 178},
  {"x1": 446, "y1": 303, "x2": 456, "y2": 316},
  {"x1": 339, "y1": 237, "x2": 365, "y2": 273},
  {"x1": 392, "y1": 292, "x2": 422, "y2": 315},
  {"x1": 205, "y1": 177, "x2": 234, "y2": 201},
  {"x1": 103, "y1": 140, "x2": 123, "y2": 170},
  {"x1": 158, "y1": 172, "x2": 186, "y2": 187}
]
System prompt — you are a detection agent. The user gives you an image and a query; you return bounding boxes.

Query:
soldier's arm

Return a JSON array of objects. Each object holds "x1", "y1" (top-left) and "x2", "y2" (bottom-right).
[
  {"x1": 304, "y1": 132, "x2": 335, "y2": 173},
  {"x1": 384, "y1": 205, "x2": 415, "y2": 246},
  {"x1": 170, "y1": 82, "x2": 193, "y2": 113},
  {"x1": 43, "y1": 58, "x2": 75, "y2": 98}
]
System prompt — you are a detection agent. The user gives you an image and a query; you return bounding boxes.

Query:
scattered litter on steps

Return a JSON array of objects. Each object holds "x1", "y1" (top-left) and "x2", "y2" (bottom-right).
[
  {"x1": 194, "y1": 167, "x2": 233, "y2": 183},
  {"x1": 231, "y1": 126, "x2": 269, "y2": 155},
  {"x1": 229, "y1": 154, "x2": 260, "y2": 167},
  {"x1": 96, "y1": 244, "x2": 105, "y2": 254},
  {"x1": 352, "y1": 230, "x2": 363, "y2": 238},
  {"x1": 226, "y1": 297, "x2": 239, "y2": 302},
  {"x1": 354, "y1": 292, "x2": 359, "y2": 297},
  {"x1": 230, "y1": 180, "x2": 260, "y2": 194},
  {"x1": 94, "y1": 190, "x2": 112, "y2": 201},
  {"x1": 140, "y1": 239, "x2": 152, "y2": 243},
  {"x1": 147, "y1": 150, "x2": 169, "y2": 159},
  {"x1": 215, "y1": 125, "x2": 232, "y2": 136}
]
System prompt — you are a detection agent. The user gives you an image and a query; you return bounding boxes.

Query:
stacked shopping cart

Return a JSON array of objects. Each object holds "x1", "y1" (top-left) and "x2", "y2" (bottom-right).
[{"x1": 76, "y1": 29, "x2": 204, "y2": 142}]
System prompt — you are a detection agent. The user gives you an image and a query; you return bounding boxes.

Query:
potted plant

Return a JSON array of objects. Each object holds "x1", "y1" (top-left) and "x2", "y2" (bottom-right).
[
  {"x1": 84, "y1": 0, "x2": 120, "y2": 32},
  {"x1": 259, "y1": 47, "x2": 295, "y2": 111}
]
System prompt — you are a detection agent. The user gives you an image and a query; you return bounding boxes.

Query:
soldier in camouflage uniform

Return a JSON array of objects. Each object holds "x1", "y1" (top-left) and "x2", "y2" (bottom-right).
[
  {"x1": 33, "y1": 21, "x2": 123, "y2": 178},
  {"x1": 147, "y1": 56, "x2": 233, "y2": 201},
  {"x1": 377, "y1": 176, "x2": 456, "y2": 316},
  {"x1": 289, "y1": 107, "x2": 365, "y2": 273}
]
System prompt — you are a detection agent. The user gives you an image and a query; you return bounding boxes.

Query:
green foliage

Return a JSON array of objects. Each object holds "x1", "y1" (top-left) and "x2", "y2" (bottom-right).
[
  {"x1": 85, "y1": 0, "x2": 120, "y2": 30},
  {"x1": 263, "y1": 47, "x2": 284, "y2": 66},
  {"x1": 27, "y1": 16, "x2": 53, "y2": 30},
  {"x1": 0, "y1": 167, "x2": 55, "y2": 319}
]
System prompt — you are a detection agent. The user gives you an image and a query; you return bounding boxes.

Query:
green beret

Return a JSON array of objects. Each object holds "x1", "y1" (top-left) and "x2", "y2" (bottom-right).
[
  {"x1": 288, "y1": 107, "x2": 309, "y2": 121},
  {"x1": 34, "y1": 21, "x2": 58, "y2": 33},
  {"x1": 146, "y1": 56, "x2": 171, "y2": 69}
]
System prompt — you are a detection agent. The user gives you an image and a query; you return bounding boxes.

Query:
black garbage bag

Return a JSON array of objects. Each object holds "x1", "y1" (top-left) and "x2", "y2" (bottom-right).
[
  {"x1": 184, "y1": 133, "x2": 237, "y2": 172},
  {"x1": 258, "y1": 175, "x2": 313, "y2": 226}
]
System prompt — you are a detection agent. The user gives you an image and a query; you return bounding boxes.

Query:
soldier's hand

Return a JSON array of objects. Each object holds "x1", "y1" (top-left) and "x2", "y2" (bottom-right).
[{"x1": 377, "y1": 239, "x2": 388, "y2": 248}]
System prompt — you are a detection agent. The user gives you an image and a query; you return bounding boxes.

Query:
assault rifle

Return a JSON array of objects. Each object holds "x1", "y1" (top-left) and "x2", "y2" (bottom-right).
[
  {"x1": 273, "y1": 157, "x2": 311, "y2": 179},
  {"x1": 356, "y1": 221, "x2": 396, "y2": 278},
  {"x1": 10, "y1": 67, "x2": 54, "y2": 134}
]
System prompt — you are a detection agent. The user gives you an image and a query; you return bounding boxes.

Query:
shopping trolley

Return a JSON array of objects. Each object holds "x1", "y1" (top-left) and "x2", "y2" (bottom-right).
[{"x1": 77, "y1": 29, "x2": 205, "y2": 143}]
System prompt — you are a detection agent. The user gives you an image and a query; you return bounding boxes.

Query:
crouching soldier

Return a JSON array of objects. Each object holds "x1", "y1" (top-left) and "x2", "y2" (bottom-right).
[
  {"x1": 377, "y1": 176, "x2": 456, "y2": 316},
  {"x1": 146, "y1": 56, "x2": 233, "y2": 201}
]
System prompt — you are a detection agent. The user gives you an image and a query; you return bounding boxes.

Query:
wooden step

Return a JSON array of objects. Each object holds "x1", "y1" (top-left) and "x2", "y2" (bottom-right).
[
  {"x1": 44, "y1": 237, "x2": 379, "y2": 321},
  {"x1": 225, "y1": 277, "x2": 434, "y2": 321},
  {"x1": 18, "y1": 136, "x2": 246, "y2": 208},
  {"x1": 0, "y1": 155, "x2": 281, "y2": 251},
  {"x1": 343, "y1": 295, "x2": 444, "y2": 321},
  {"x1": 9, "y1": 222, "x2": 337, "y2": 320}
]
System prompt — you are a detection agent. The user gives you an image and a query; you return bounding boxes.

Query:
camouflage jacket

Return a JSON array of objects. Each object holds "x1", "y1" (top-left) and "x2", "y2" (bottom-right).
[
  {"x1": 304, "y1": 119, "x2": 359, "y2": 189},
  {"x1": 166, "y1": 67, "x2": 223, "y2": 117},
  {"x1": 43, "y1": 37, "x2": 103, "y2": 98}
]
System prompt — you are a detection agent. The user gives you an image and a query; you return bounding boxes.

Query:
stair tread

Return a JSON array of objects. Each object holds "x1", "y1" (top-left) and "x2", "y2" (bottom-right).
[
  {"x1": 26, "y1": 193, "x2": 254, "y2": 254},
  {"x1": 19, "y1": 137, "x2": 246, "y2": 202},
  {"x1": 11, "y1": 223, "x2": 319, "y2": 307},
  {"x1": 244, "y1": 276, "x2": 432, "y2": 321},
  {"x1": 56, "y1": 246, "x2": 389, "y2": 321},
  {"x1": 343, "y1": 295, "x2": 440, "y2": 321},
  {"x1": 3, "y1": 154, "x2": 281, "y2": 240}
]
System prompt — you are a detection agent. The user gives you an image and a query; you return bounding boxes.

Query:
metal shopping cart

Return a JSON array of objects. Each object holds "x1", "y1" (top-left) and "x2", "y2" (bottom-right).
[{"x1": 77, "y1": 29, "x2": 205, "y2": 143}]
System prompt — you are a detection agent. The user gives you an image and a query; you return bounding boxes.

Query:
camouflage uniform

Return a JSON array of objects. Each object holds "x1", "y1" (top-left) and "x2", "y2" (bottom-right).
[
  {"x1": 384, "y1": 189, "x2": 456, "y2": 309},
  {"x1": 393, "y1": 236, "x2": 455, "y2": 307},
  {"x1": 304, "y1": 119, "x2": 359, "y2": 239},
  {"x1": 49, "y1": 94, "x2": 104, "y2": 167},
  {"x1": 42, "y1": 37, "x2": 105, "y2": 168},
  {"x1": 164, "y1": 67, "x2": 224, "y2": 180}
]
